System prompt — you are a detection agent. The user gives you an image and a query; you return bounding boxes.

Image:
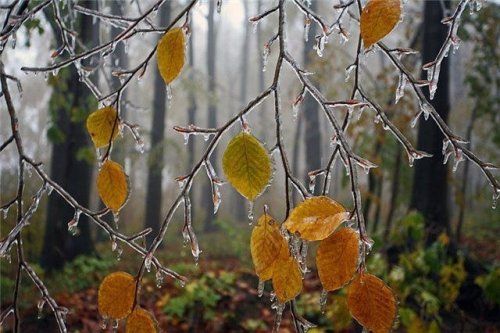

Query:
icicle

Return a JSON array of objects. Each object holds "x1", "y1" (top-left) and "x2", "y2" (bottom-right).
[
  {"x1": 68, "y1": 210, "x2": 81, "y2": 236},
  {"x1": 216, "y1": 0, "x2": 222, "y2": 13},
  {"x1": 252, "y1": 20, "x2": 259, "y2": 34},
  {"x1": 320, "y1": 290, "x2": 328, "y2": 313},
  {"x1": 407, "y1": 150, "x2": 432, "y2": 167},
  {"x1": 183, "y1": 133, "x2": 191, "y2": 145},
  {"x1": 419, "y1": 101, "x2": 433, "y2": 121},
  {"x1": 46, "y1": 184, "x2": 54, "y2": 196},
  {"x1": 212, "y1": 183, "x2": 222, "y2": 215},
  {"x1": 345, "y1": 64, "x2": 356, "y2": 82},
  {"x1": 247, "y1": 201, "x2": 254, "y2": 224},
  {"x1": 271, "y1": 302, "x2": 286, "y2": 332},
  {"x1": 115, "y1": 246, "x2": 123, "y2": 261},
  {"x1": 111, "y1": 236, "x2": 118, "y2": 252},
  {"x1": 113, "y1": 212, "x2": 119, "y2": 229},
  {"x1": 257, "y1": 280, "x2": 265, "y2": 297},
  {"x1": 166, "y1": 85, "x2": 173, "y2": 101},
  {"x1": 135, "y1": 138, "x2": 145, "y2": 154},
  {"x1": 100, "y1": 316, "x2": 109, "y2": 329},
  {"x1": 362, "y1": 236, "x2": 375, "y2": 254},
  {"x1": 442, "y1": 138, "x2": 450, "y2": 156},
  {"x1": 443, "y1": 151, "x2": 453, "y2": 165},
  {"x1": 452, "y1": 149, "x2": 464, "y2": 173},
  {"x1": 144, "y1": 253, "x2": 153, "y2": 272},
  {"x1": 492, "y1": 188, "x2": 499, "y2": 209},
  {"x1": 395, "y1": 72, "x2": 407, "y2": 104},
  {"x1": 156, "y1": 269, "x2": 164, "y2": 288},
  {"x1": 303, "y1": 16, "x2": 311, "y2": 42},
  {"x1": 410, "y1": 112, "x2": 420, "y2": 128},
  {"x1": 111, "y1": 319, "x2": 119, "y2": 330},
  {"x1": 37, "y1": 299, "x2": 45, "y2": 319},
  {"x1": 203, "y1": 133, "x2": 210, "y2": 141},
  {"x1": 308, "y1": 174, "x2": 316, "y2": 193},
  {"x1": 324, "y1": 172, "x2": 332, "y2": 195},
  {"x1": 314, "y1": 35, "x2": 327, "y2": 57},
  {"x1": 2, "y1": 206, "x2": 9, "y2": 219},
  {"x1": 426, "y1": 63, "x2": 441, "y2": 100},
  {"x1": 262, "y1": 45, "x2": 270, "y2": 72}
]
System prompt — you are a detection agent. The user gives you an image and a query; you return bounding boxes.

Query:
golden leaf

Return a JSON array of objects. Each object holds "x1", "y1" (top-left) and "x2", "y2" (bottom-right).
[
  {"x1": 222, "y1": 132, "x2": 272, "y2": 201},
  {"x1": 86, "y1": 106, "x2": 119, "y2": 148},
  {"x1": 317, "y1": 228, "x2": 359, "y2": 291},
  {"x1": 250, "y1": 213, "x2": 288, "y2": 281},
  {"x1": 360, "y1": 0, "x2": 402, "y2": 48},
  {"x1": 283, "y1": 196, "x2": 348, "y2": 241},
  {"x1": 347, "y1": 273, "x2": 397, "y2": 333},
  {"x1": 98, "y1": 271, "x2": 136, "y2": 320},
  {"x1": 97, "y1": 160, "x2": 129, "y2": 212},
  {"x1": 126, "y1": 307, "x2": 157, "y2": 333},
  {"x1": 272, "y1": 246, "x2": 302, "y2": 304},
  {"x1": 157, "y1": 27, "x2": 185, "y2": 84}
]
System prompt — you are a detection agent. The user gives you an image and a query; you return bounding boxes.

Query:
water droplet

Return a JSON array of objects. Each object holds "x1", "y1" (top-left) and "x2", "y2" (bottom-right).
[
  {"x1": 257, "y1": 280, "x2": 265, "y2": 297},
  {"x1": 115, "y1": 246, "x2": 123, "y2": 261},
  {"x1": 2, "y1": 206, "x2": 9, "y2": 219},
  {"x1": 216, "y1": 0, "x2": 222, "y2": 13}
]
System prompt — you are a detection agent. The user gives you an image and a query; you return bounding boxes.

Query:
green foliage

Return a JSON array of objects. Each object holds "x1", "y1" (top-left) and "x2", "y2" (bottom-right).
[
  {"x1": 212, "y1": 218, "x2": 251, "y2": 260},
  {"x1": 475, "y1": 267, "x2": 500, "y2": 305},
  {"x1": 163, "y1": 270, "x2": 236, "y2": 321},
  {"x1": 49, "y1": 254, "x2": 116, "y2": 293}
]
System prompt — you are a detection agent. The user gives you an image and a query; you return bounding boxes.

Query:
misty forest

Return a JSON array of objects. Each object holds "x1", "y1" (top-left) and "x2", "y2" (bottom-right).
[{"x1": 0, "y1": 0, "x2": 499, "y2": 332}]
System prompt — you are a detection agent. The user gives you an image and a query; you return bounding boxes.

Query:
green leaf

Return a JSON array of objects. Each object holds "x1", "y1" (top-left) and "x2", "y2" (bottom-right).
[{"x1": 222, "y1": 132, "x2": 272, "y2": 201}]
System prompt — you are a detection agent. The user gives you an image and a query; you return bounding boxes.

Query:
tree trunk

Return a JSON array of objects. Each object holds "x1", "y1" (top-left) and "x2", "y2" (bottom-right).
[
  {"x1": 40, "y1": 0, "x2": 97, "y2": 270},
  {"x1": 187, "y1": 27, "x2": 198, "y2": 223},
  {"x1": 234, "y1": 1, "x2": 251, "y2": 221},
  {"x1": 202, "y1": 0, "x2": 217, "y2": 231},
  {"x1": 384, "y1": 146, "x2": 402, "y2": 241},
  {"x1": 145, "y1": 2, "x2": 171, "y2": 246},
  {"x1": 302, "y1": 0, "x2": 322, "y2": 195},
  {"x1": 455, "y1": 106, "x2": 477, "y2": 243},
  {"x1": 410, "y1": 1, "x2": 451, "y2": 244}
]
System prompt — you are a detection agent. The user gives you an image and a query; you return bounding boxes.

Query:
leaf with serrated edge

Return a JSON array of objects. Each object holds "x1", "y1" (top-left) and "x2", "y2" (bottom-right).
[
  {"x1": 317, "y1": 228, "x2": 359, "y2": 291},
  {"x1": 283, "y1": 196, "x2": 348, "y2": 241},
  {"x1": 222, "y1": 132, "x2": 272, "y2": 201},
  {"x1": 157, "y1": 27, "x2": 185, "y2": 84},
  {"x1": 250, "y1": 213, "x2": 288, "y2": 281},
  {"x1": 98, "y1": 271, "x2": 136, "y2": 320},
  {"x1": 347, "y1": 273, "x2": 397, "y2": 333},
  {"x1": 360, "y1": 0, "x2": 402, "y2": 48},
  {"x1": 86, "y1": 106, "x2": 119, "y2": 148},
  {"x1": 97, "y1": 160, "x2": 129, "y2": 213},
  {"x1": 126, "y1": 307, "x2": 157, "y2": 333},
  {"x1": 272, "y1": 245, "x2": 302, "y2": 304}
]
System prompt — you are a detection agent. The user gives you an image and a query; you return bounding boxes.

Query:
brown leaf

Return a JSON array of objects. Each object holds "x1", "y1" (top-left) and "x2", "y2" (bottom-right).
[
  {"x1": 317, "y1": 228, "x2": 359, "y2": 291},
  {"x1": 347, "y1": 273, "x2": 397, "y2": 333},
  {"x1": 360, "y1": 0, "x2": 402, "y2": 48}
]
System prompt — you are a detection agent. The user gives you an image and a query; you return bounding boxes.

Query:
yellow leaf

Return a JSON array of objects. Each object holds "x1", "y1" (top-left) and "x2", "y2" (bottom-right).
[
  {"x1": 347, "y1": 273, "x2": 397, "y2": 333},
  {"x1": 272, "y1": 246, "x2": 302, "y2": 303},
  {"x1": 317, "y1": 228, "x2": 359, "y2": 291},
  {"x1": 360, "y1": 0, "x2": 402, "y2": 48},
  {"x1": 86, "y1": 106, "x2": 119, "y2": 148},
  {"x1": 222, "y1": 132, "x2": 272, "y2": 201},
  {"x1": 98, "y1": 271, "x2": 136, "y2": 320},
  {"x1": 283, "y1": 196, "x2": 348, "y2": 241},
  {"x1": 126, "y1": 307, "x2": 157, "y2": 333},
  {"x1": 97, "y1": 160, "x2": 129, "y2": 212},
  {"x1": 157, "y1": 27, "x2": 185, "y2": 84},
  {"x1": 250, "y1": 213, "x2": 288, "y2": 281}
]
